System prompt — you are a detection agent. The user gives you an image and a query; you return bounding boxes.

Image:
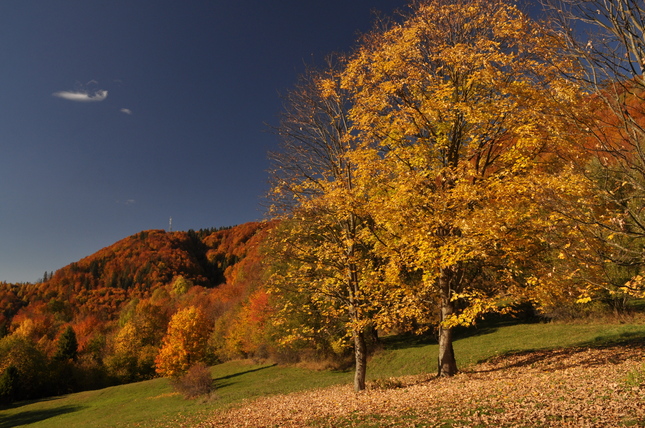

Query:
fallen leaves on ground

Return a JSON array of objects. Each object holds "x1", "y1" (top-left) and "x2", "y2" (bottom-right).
[{"x1": 196, "y1": 345, "x2": 645, "y2": 427}]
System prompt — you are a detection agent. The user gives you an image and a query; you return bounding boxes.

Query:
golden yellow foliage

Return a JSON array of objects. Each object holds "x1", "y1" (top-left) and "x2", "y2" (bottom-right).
[
  {"x1": 155, "y1": 306, "x2": 211, "y2": 378},
  {"x1": 339, "y1": 0, "x2": 589, "y2": 375},
  {"x1": 269, "y1": 0, "x2": 591, "y2": 380},
  {"x1": 267, "y1": 58, "x2": 383, "y2": 390}
]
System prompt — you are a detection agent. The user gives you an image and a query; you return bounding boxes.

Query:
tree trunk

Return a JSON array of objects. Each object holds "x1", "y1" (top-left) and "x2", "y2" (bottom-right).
[
  {"x1": 437, "y1": 268, "x2": 458, "y2": 377},
  {"x1": 437, "y1": 325, "x2": 457, "y2": 377},
  {"x1": 353, "y1": 329, "x2": 367, "y2": 391},
  {"x1": 345, "y1": 226, "x2": 367, "y2": 392}
]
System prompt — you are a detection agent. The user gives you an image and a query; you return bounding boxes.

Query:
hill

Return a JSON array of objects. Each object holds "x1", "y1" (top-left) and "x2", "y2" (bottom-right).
[
  {"x1": 0, "y1": 221, "x2": 274, "y2": 400},
  {"x1": 1, "y1": 221, "x2": 271, "y2": 324}
]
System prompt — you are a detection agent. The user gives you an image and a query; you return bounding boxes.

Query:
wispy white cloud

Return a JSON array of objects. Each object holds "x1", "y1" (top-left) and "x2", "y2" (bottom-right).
[
  {"x1": 116, "y1": 199, "x2": 136, "y2": 205},
  {"x1": 52, "y1": 89, "x2": 108, "y2": 102},
  {"x1": 120, "y1": 108, "x2": 132, "y2": 115}
]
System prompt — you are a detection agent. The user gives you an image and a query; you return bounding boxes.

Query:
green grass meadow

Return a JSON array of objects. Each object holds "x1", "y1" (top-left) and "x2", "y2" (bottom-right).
[{"x1": 2, "y1": 320, "x2": 645, "y2": 428}]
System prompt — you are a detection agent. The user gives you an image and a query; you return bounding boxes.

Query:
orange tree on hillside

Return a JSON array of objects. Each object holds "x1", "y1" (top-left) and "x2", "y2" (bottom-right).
[
  {"x1": 341, "y1": 0, "x2": 588, "y2": 376},
  {"x1": 267, "y1": 59, "x2": 385, "y2": 391}
]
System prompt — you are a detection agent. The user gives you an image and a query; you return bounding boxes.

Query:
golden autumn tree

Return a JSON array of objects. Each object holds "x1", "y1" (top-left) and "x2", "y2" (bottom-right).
[
  {"x1": 342, "y1": 0, "x2": 586, "y2": 376},
  {"x1": 267, "y1": 59, "x2": 384, "y2": 391},
  {"x1": 106, "y1": 300, "x2": 168, "y2": 381},
  {"x1": 155, "y1": 306, "x2": 211, "y2": 378}
]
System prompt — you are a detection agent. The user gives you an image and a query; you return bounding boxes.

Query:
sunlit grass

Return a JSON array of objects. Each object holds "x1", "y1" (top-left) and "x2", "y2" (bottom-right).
[{"x1": 368, "y1": 319, "x2": 645, "y2": 380}]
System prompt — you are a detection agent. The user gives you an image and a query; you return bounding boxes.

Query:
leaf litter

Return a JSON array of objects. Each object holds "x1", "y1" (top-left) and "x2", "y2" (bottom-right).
[{"x1": 196, "y1": 345, "x2": 645, "y2": 427}]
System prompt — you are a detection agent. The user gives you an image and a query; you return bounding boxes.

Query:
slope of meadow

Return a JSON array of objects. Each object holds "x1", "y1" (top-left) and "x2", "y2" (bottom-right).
[{"x1": 2, "y1": 320, "x2": 644, "y2": 428}]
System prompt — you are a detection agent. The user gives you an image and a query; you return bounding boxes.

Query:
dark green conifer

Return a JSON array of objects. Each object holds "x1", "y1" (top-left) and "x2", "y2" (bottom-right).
[{"x1": 54, "y1": 326, "x2": 78, "y2": 362}]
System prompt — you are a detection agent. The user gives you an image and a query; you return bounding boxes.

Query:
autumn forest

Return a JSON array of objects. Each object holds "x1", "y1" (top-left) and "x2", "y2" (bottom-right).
[{"x1": 2, "y1": 0, "x2": 645, "y2": 403}]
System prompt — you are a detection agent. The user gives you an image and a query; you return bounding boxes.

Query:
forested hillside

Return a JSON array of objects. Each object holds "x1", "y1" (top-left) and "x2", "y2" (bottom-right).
[{"x1": 0, "y1": 222, "x2": 273, "y2": 401}]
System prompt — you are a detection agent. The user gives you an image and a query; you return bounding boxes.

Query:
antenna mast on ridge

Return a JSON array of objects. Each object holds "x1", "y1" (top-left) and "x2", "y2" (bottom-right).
[{"x1": 169, "y1": 217, "x2": 173, "y2": 232}]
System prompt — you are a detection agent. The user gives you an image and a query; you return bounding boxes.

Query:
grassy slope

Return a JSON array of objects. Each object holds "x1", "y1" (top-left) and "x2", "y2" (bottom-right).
[
  {"x1": 2, "y1": 320, "x2": 645, "y2": 428},
  {"x1": 369, "y1": 320, "x2": 645, "y2": 378}
]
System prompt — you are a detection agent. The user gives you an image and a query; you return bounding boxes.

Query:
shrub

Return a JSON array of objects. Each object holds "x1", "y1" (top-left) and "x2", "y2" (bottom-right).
[{"x1": 170, "y1": 363, "x2": 214, "y2": 399}]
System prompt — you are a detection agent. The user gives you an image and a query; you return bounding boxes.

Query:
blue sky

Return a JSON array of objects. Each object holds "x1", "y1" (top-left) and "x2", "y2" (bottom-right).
[{"x1": 0, "y1": 0, "x2": 411, "y2": 283}]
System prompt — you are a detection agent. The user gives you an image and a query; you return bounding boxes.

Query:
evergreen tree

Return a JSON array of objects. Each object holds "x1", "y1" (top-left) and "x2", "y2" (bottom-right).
[{"x1": 54, "y1": 326, "x2": 78, "y2": 362}]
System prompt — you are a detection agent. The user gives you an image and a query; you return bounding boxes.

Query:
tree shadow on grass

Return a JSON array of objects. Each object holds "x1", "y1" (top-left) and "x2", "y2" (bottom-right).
[
  {"x1": 470, "y1": 332, "x2": 645, "y2": 374},
  {"x1": 213, "y1": 364, "x2": 276, "y2": 390},
  {"x1": 381, "y1": 307, "x2": 540, "y2": 351},
  {"x1": 0, "y1": 405, "x2": 84, "y2": 428},
  {"x1": 580, "y1": 331, "x2": 645, "y2": 348},
  {"x1": 380, "y1": 325, "x2": 505, "y2": 351},
  {"x1": 380, "y1": 333, "x2": 436, "y2": 350},
  {"x1": 455, "y1": 305, "x2": 543, "y2": 340}
]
